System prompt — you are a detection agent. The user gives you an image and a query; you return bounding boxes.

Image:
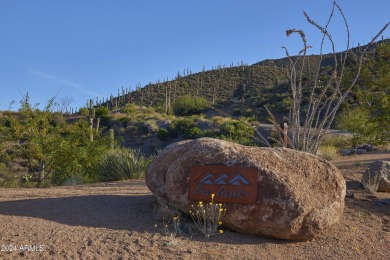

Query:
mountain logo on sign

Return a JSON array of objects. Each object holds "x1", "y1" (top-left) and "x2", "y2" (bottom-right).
[
  {"x1": 199, "y1": 173, "x2": 214, "y2": 184},
  {"x1": 199, "y1": 173, "x2": 250, "y2": 185}
]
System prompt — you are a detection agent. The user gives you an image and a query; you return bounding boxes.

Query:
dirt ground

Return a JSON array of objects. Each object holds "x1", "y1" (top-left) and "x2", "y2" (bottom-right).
[{"x1": 0, "y1": 151, "x2": 389, "y2": 260}]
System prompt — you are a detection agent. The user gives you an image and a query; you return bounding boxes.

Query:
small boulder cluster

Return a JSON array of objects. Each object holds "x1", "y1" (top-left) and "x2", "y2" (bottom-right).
[{"x1": 340, "y1": 144, "x2": 374, "y2": 156}]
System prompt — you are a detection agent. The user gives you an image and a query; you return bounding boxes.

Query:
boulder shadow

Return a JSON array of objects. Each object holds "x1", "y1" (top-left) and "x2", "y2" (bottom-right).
[{"x1": 0, "y1": 195, "x2": 157, "y2": 233}]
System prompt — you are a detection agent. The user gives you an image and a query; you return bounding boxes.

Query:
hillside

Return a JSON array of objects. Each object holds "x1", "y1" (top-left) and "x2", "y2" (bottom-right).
[{"x1": 93, "y1": 38, "x2": 389, "y2": 121}]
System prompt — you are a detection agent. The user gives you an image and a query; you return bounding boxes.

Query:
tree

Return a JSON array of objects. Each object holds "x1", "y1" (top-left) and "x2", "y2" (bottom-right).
[
  {"x1": 8, "y1": 96, "x2": 65, "y2": 183},
  {"x1": 337, "y1": 41, "x2": 390, "y2": 145},
  {"x1": 263, "y1": 1, "x2": 389, "y2": 154},
  {"x1": 6, "y1": 95, "x2": 112, "y2": 185}
]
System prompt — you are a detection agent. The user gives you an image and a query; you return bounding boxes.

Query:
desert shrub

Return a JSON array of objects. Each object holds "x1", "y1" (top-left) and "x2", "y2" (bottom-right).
[
  {"x1": 221, "y1": 123, "x2": 235, "y2": 136},
  {"x1": 117, "y1": 116, "x2": 131, "y2": 127},
  {"x1": 50, "y1": 112, "x2": 67, "y2": 126},
  {"x1": 157, "y1": 128, "x2": 169, "y2": 141},
  {"x1": 143, "y1": 119, "x2": 159, "y2": 134},
  {"x1": 189, "y1": 194, "x2": 226, "y2": 238},
  {"x1": 95, "y1": 106, "x2": 110, "y2": 118},
  {"x1": 216, "y1": 134, "x2": 254, "y2": 146},
  {"x1": 211, "y1": 116, "x2": 230, "y2": 126},
  {"x1": 220, "y1": 120, "x2": 254, "y2": 140},
  {"x1": 124, "y1": 103, "x2": 138, "y2": 116},
  {"x1": 95, "y1": 148, "x2": 153, "y2": 182},
  {"x1": 0, "y1": 163, "x2": 18, "y2": 187},
  {"x1": 233, "y1": 108, "x2": 241, "y2": 115},
  {"x1": 198, "y1": 129, "x2": 215, "y2": 138},
  {"x1": 184, "y1": 126, "x2": 201, "y2": 139},
  {"x1": 137, "y1": 123, "x2": 149, "y2": 135},
  {"x1": 79, "y1": 107, "x2": 89, "y2": 116},
  {"x1": 336, "y1": 108, "x2": 382, "y2": 146},
  {"x1": 320, "y1": 134, "x2": 351, "y2": 149},
  {"x1": 244, "y1": 108, "x2": 253, "y2": 117},
  {"x1": 173, "y1": 95, "x2": 209, "y2": 116},
  {"x1": 168, "y1": 118, "x2": 196, "y2": 138}
]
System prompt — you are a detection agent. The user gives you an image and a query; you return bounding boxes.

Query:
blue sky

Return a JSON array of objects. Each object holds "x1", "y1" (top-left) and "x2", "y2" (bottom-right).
[{"x1": 0, "y1": 0, "x2": 389, "y2": 111}]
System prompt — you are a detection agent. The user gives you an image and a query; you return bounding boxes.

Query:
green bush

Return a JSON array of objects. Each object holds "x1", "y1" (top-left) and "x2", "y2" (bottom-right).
[
  {"x1": 220, "y1": 120, "x2": 254, "y2": 139},
  {"x1": 336, "y1": 108, "x2": 379, "y2": 146},
  {"x1": 157, "y1": 128, "x2": 169, "y2": 141},
  {"x1": 173, "y1": 95, "x2": 209, "y2": 116},
  {"x1": 79, "y1": 108, "x2": 89, "y2": 116},
  {"x1": 95, "y1": 106, "x2": 110, "y2": 118},
  {"x1": 124, "y1": 103, "x2": 137, "y2": 116},
  {"x1": 168, "y1": 118, "x2": 199, "y2": 139},
  {"x1": 233, "y1": 108, "x2": 241, "y2": 115},
  {"x1": 244, "y1": 108, "x2": 253, "y2": 117},
  {"x1": 184, "y1": 127, "x2": 201, "y2": 139},
  {"x1": 95, "y1": 148, "x2": 153, "y2": 182},
  {"x1": 218, "y1": 120, "x2": 255, "y2": 146}
]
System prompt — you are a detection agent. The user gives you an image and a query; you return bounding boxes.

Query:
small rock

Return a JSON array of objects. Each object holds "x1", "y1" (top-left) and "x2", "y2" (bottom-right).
[
  {"x1": 356, "y1": 149, "x2": 367, "y2": 154},
  {"x1": 357, "y1": 144, "x2": 373, "y2": 152},
  {"x1": 340, "y1": 149, "x2": 351, "y2": 156},
  {"x1": 362, "y1": 160, "x2": 390, "y2": 192},
  {"x1": 349, "y1": 149, "x2": 358, "y2": 155},
  {"x1": 376, "y1": 199, "x2": 390, "y2": 206}
]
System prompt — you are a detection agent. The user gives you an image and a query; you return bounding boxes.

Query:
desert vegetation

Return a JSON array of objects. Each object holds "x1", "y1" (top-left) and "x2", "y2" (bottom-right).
[
  {"x1": 0, "y1": 1, "x2": 389, "y2": 190},
  {"x1": 1, "y1": 39, "x2": 389, "y2": 187},
  {"x1": 0, "y1": 1, "x2": 389, "y2": 259}
]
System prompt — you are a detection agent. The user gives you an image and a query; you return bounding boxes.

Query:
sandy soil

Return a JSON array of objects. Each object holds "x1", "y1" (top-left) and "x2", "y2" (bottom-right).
[{"x1": 0, "y1": 151, "x2": 389, "y2": 260}]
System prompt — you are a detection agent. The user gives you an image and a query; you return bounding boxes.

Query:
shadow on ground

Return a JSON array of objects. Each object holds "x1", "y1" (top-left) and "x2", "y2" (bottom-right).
[
  {"x1": 0, "y1": 194, "x2": 293, "y2": 245},
  {"x1": 0, "y1": 195, "x2": 157, "y2": 232}
]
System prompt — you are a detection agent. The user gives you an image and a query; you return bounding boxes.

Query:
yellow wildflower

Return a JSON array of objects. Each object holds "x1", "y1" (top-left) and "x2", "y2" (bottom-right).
[
  {"x1": 218, "y1": 221, "x2": 222, "y2": 225},
  {"x1": 219, "y1": 230, "x2": 224, "y2": 234}
]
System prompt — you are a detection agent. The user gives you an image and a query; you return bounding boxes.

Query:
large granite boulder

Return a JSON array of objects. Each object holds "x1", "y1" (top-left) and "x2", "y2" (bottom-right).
[
  {"x1": 362, "y1": 160, "x2": 390, "y2": 192},
  {"x1": 146, "y1": 138, "x2": 346, "y2": 241}
]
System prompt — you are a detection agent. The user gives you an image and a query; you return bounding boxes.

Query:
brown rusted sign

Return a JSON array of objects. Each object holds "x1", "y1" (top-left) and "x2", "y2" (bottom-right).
[{"x1": 188, "y1": 165, "x2": 258, "y2": 204}]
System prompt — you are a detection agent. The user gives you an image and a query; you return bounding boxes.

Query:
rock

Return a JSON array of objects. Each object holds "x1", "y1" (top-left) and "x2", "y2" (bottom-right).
[
  {"x1": 340, "y1": 149, "x2": 351, "y2": 156},
  {"x1": 356, "y1": 149, "x2": 367, "y2": 154},
  {"x1": 349, "y1": 148, "x2": 358, "y2": 155},
  {"x1": 345, "y1": 190, "x2": 355, "y2": 198},
  {"x1": 376, "y1": 199, "x2": 390, "y2": 206},
  {"x1": 146, "y1": 138, "x2": 346, "y2": 241},
  {"x1": 362, "y1": 160, "x2": 390, "y2": 192},
  {"x1": 357, "y1": 144, "x2": 373, "y2": 152}
]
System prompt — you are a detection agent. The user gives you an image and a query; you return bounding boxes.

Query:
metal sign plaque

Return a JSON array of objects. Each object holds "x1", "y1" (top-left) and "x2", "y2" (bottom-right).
[{"x1": 188, "y1": 165, "x2": 258, "y2": 204}]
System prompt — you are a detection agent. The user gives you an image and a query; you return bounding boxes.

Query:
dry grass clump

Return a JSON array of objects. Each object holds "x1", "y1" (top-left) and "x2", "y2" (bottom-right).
[
  {"x1": 317, "y1": 145, "x2": 339, "y2": 160},
  {"x1": 154, "y1": 216, "x2": 181, "y2": 238},
  {"x1": 211, "y1": 116, "x2": 231, "y2": 126},
  {"x1": 320, "y1": 134, "x2": 352, "y2": 149}
]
